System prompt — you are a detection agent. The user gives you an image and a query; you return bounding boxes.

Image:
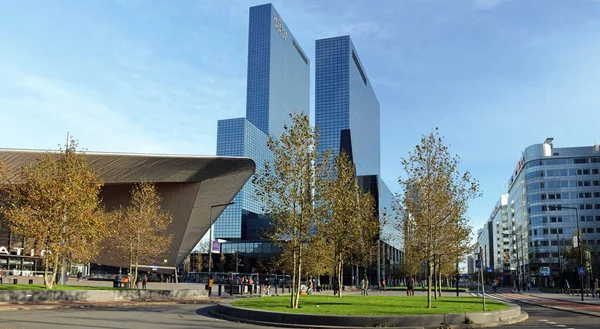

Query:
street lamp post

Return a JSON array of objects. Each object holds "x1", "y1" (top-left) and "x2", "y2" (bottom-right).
[
  {"x1": 208, "y1": 202, "x2": 235, "y2": 284},
  {"x1": 549, "y1": 205, "x2": 583, "y2": 301}
]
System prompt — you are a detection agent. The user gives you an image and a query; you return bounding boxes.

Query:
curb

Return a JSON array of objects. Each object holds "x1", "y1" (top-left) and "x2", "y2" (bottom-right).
[
  {"x1": 210, "y1": 309, "x2": 528, "y2": 329},
  {"x1": 0, "y1": 298, "x2": 221, "y2": 312},
  {"x1": 212, "y1": 299, "x2": 525, "y2": 329}
]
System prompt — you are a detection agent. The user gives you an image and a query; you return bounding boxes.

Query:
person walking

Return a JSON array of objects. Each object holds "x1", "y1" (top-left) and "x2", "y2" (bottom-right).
[
  {"x1": 208, "y1": 275, "x2": 214, "y2": 297},
  {"x1": 382, "y1": 279, "x2": 387, "y2": 292},
  {"x1": 407, "y1": 277, "x2": 414, "y2": 296},
  {"x1": 142, "y1": 274, "x2": 148, "y2": 289}
]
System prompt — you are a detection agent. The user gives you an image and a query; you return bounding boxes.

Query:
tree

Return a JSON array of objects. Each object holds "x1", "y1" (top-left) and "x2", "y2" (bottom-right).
[
  {"x1": 302, "y1": 236, "x2": 334, "y2": 280},
  {"x1": 319, "y1": 152, "x2": 362, "y2": 298},
  {"x1": 253, "y1": 113, "x2": 329, "y2": 309},
  {"x1": 195, "y1": 253, "x2": 203, "y2": 272},
  {"x1": 350, "y1": 188, "x2": 380, "y2": 296},
  {"x1": 109, "y1": 182, "x2": 173, "y2": 287},
  {"x1": 398, "y1": 129, "x2": 481, "y2": 308},
  {"x1": 3, "y1": 141, "x2": 109, "y2": 289}
]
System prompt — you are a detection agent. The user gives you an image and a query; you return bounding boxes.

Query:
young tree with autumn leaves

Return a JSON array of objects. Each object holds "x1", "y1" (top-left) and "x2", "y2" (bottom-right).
[
  {"x1": 2, "y1": 141, "x2": 109, "y2": 289},
  {"x1": 253, "y1": 113, "x2": 329, "y2": 309},
  {"x1": 399, "y1": 129, "x2": 480, "y2": 308},
  {"x1": 109, "y1": 182, "x2": 173, "y2": 288},
  {"x1": 320, "y1": 152, "x2": 380, "y2": 298}
]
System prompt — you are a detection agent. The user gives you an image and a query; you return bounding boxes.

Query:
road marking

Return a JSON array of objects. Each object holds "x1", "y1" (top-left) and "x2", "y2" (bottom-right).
[
  {"x1": 547, "y1": 322, "x2": 557, "y2": 324},
  {"x1": 538, "y1": 319, "x2": 548, "y2": 321},
  {"x1": 554, "y1": 325, "x2": 567, "y2": 327}
]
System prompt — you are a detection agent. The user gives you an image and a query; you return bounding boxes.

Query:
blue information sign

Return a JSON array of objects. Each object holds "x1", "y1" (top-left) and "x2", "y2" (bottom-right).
[
  {"x1": 211, "y1": 240, "x2": 221, "y2": 253},
  {"x1": 486, "y1": 266, "x2": 493, "y2": 273},
  {"x1": 475, "y1": 260, "x2": 481, "y2": 268},
  {"x1": 578, "y1": 266, "x2": 586, "y2": 276}
]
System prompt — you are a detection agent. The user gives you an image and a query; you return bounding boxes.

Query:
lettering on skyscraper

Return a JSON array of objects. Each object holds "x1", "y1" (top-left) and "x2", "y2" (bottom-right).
[{"x1": 272, "y1": 13, "x2": 287, "y2": 40}]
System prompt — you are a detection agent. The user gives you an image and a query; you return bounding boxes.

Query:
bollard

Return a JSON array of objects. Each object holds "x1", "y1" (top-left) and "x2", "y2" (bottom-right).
[
  {"x1": 29, "y1": 279, "x2": 34, "y2": 285},
  {"x1": 275, "y1": 284, "x2": 278, "y2": 295},
  {"x1": 288, "y1": 285, "x2": 291, "y2": 294},
  {"x1": 218, "y1": 284, "x2": 222, "y2": 297},
  {"x1": 230, "y1": 282, "x2": 233, "y2": 297},
  {"x1": 13, "y1": 279, "x2": 18, "y2": 284}
]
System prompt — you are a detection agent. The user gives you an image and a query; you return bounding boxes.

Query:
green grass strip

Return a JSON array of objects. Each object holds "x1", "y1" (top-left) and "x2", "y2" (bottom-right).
[{"x1": 231, "y1": 295, "x2": 507, "y2": 315}]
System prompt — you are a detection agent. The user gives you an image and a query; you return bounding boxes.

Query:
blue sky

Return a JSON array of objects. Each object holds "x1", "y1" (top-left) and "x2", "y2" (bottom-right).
[{"x1": 1, "y1": 0, "x2": 599, "y2": 236}]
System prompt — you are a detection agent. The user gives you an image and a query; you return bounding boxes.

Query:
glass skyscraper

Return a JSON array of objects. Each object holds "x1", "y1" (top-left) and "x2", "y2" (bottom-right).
[
  {"x1": 212, "y1": 4, "x2": 310, "y2": 252},
  {"x1": 315, "y1": 36, "x2": 402, "y2": 284}
]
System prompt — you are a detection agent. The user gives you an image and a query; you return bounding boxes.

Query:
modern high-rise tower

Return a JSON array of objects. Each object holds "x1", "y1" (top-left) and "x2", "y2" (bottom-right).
[
  {"x1": 315, "y1": 35, "x2": 402, "y2": 285},
  {"x1": 212, "y1": 4, "x2": 310, "y2": 255}
]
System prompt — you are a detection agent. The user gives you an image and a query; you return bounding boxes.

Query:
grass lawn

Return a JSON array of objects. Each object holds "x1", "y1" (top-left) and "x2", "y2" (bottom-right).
[
  {"x1": 389, "y1": 286, "x2": 467, "y2": 292},
  {"x1": 0, "y1": 284, "x2": 128, "y2": 291},
  {"x1": 231, "y1": 295, "x2": 507, "y2": 315}
]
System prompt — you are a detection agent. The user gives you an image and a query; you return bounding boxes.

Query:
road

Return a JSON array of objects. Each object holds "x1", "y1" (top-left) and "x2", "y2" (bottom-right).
[
  {"x1": 0, "y1": 304, "x2": 285, "y2": 329},
  {"x1": 503, "y1": 302, "x2": 598, "y2": 329},
  {"x1": 484, "y1": 291, "x2": 600, "y2": 329}
]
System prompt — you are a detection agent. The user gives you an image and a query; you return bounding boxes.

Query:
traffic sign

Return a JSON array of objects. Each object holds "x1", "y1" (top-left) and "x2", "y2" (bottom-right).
[
  {"x1": 578, "y1": 266, "x2": 586, "y2": 276},
  {"x1": 486, "y1": 266, "x2": 493, "y2": 273},
  {"x1": 475, "y1": 260, "x2": 481, "y2": 268}
]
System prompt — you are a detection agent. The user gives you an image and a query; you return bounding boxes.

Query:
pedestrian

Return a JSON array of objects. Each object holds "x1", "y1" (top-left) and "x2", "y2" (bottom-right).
[
  {"x1": 564, "y1": 279, "x2": 570, "y2": 294},
  {"x1": 408, "y1": 277, "x2": 414, "y2": 296},
  {"x1": 142, "y1": 274, "x2": 148, "y2": 289},
  {"x1": 382, "y1": 279, "x2": 387, "y2": 292},
  {"x1": 264, "y1": 277, "x2": 271, "y2": 296},
  {"x1": 77, "y1": 271, "x2": 82, "y2": 281},
  {"x1": 592, "y1": 279, "x2": 597, "y2": 297},
  {"x1": 208, "y1": 275, "x2": 214, "y2": 297},
  {"x1": 492, "y1": 280, "x2": 497, "y2": 293}
]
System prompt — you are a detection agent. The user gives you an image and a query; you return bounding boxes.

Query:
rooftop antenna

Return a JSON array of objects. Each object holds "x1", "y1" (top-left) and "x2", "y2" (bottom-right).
[
  {"x1": 595, "y1": 140, "x2": 599, "y2": 152},
  {"x1": 66, "y1": 132, "x2": 71, "y2": 150}
]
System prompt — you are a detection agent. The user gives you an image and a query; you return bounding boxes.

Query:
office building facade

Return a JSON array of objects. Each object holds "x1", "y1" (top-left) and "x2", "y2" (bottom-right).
[
  {"x1": 315, "y1": 35, "x2": 402, "y2": 285},
  {"x1": 477, "y1": 139, "x2": 600, "y2": 287},
  {"x1": 213, "y1": 4, "x2": 310, "y2": 257}
]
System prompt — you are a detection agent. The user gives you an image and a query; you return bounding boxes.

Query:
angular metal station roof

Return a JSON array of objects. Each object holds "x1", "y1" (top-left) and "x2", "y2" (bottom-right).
[{"x1": 0, "y1": 149, "x2": 255, "y2": 267}]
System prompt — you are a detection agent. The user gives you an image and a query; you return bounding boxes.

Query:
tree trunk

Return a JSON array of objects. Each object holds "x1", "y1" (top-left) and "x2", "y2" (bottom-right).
[
  {"x1": 295, "y1": 246, "x2": 303, "y2": 309},
  {"x1": 50, "y1": 254, "x2": 60, "y2": 290},
  {"x1": 43, "y1": 253, "x2": 52, "y2": 289},
  {"x1": 437, "y1": 260, "x2": 442, "y2": 297},
  {"x1": 362, "y1": 267, "x2": 368, "y2": 296},
  {"x1": 136, "y1": 254, "x2": 140, "y2": 288},
  {"x1": 433, "y1": 257, "x2": 438, "y2": 300},
  {"x1": 291, "y1": 245, "x2": 297, "y2": 309},
  {"x1": 427, "y1": 260, "x2": 432, "y2": 308},
  {"x1": 337, "y1": 254, "x2": 343, "y2": 298}
]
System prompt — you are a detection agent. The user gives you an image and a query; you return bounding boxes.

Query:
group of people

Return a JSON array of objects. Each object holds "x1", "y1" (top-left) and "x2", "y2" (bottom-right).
[{"x1": 114, "y1": 273, "x2": 148, "y2": 289}]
